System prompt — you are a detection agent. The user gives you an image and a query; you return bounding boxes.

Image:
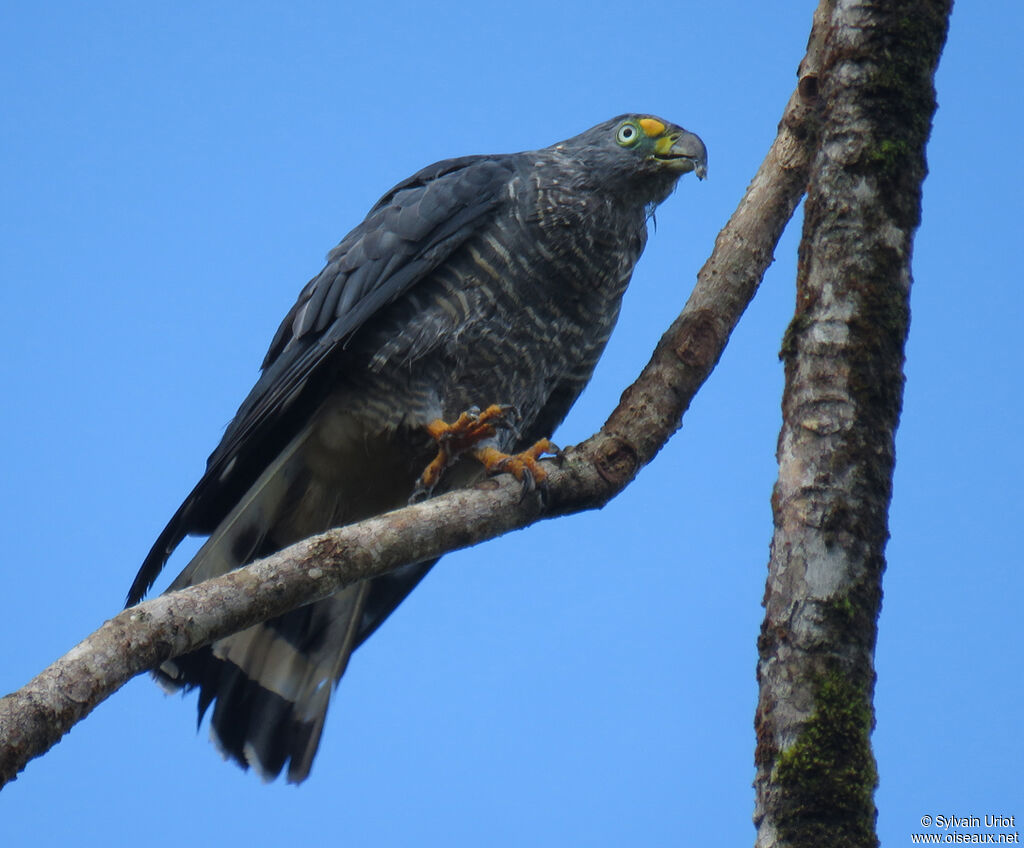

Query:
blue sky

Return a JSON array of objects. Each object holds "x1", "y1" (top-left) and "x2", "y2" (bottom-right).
[{"x1": 2, "y1": 2, "x2": 1021, "y2": 845}]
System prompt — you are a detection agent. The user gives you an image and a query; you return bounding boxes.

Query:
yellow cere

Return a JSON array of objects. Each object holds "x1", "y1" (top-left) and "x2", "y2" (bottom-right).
[
  {"x1": 638, "y1": 117, "x2": 666, "y2": 137},
  {"x1": 654, "y1": 135, "x2": 676, "y2": 155}
]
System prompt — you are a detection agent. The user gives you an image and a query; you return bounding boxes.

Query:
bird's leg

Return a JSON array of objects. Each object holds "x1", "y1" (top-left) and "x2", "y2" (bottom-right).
[
  {"x1": 473, "y1": 438, "x2": 563, "y2": 494},
  {"x1": 412, "y1": 404, "x2": 562, "y2": 501},
  {"x1": 413, "y1": 404, "x2": 516, "y2": 499}
]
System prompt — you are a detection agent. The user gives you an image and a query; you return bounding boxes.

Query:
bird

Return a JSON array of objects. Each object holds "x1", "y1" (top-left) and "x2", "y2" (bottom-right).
[{"x1": 128, "y1": 114, "x2": 707, "y2": 783}]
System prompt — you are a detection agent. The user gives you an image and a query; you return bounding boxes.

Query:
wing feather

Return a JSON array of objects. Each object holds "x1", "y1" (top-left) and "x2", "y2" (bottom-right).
[{"x1": 128, "y1": 153, "x2": 518, "y2": 605}]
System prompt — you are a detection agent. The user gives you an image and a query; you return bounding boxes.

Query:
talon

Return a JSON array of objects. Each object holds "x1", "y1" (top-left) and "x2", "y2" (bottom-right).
[
  {"x1": 517, "y1": 465, "x2": 536, "y2": 502},
  {"x1": 473, "y1": 437, "x2": 560, "y2": 490},
  {"x1": 416, "y1": 404, "x2": 523, "y2": 494},
  {"x1": 408, "y1": 478, "x2": 433, "y2": 505}
]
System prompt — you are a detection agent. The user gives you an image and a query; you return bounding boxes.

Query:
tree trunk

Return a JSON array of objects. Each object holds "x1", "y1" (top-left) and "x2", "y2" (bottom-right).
[{"x1": 754, "y1": 2, "x2": 952, "y2": 846}]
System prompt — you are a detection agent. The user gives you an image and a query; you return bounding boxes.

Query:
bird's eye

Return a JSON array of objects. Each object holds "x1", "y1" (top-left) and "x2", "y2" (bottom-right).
[{"x1": 616, "y1": 123, "x2": 639, "y2": 146}]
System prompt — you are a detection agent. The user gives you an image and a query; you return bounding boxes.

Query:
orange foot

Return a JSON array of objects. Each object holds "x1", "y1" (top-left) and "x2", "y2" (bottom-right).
[
  {"x1": 414, "y1": 404, "x2": 516, "y2": 498},
  {"x1": 412, "y1": 405, "x2": 561, "y2": 500},
  {"x1": 474, "y1": 439, "x2": 562, "y2": 493}
]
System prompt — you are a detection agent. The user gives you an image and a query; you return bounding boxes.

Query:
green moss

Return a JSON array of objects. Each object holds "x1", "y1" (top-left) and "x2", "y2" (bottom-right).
[
  {"x1": 866, "y1": 138, "x2": 910, "y2": 169},
  {"x1": 827, "y1": 594, "x2": 856, "y2": 623},
  {"x1": 774, "y1": 671, "x2": 879, "y2": 847},
  {"x1": 780, "y1": 313, "x2": 812, "y2": 361}
]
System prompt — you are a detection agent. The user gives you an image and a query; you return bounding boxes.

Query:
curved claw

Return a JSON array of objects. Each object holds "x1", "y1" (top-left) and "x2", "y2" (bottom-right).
[
  {"x1": 416, "y1": 403, "x2": 524, "y2": 496},
  {"x1": 408, "y1": 480, "x2": 432, "y2": 505},
  {"x1": 474, "y1": 437, "x2": 560, "y2": 499}
]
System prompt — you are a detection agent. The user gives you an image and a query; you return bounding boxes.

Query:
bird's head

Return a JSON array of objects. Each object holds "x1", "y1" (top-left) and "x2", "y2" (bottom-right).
[
  {"x1": 613, "y1": 115, "x2": 707, "y2": 179},
  {"x1": 553, "y1": 114, "x2": 707, "y2": 205}
]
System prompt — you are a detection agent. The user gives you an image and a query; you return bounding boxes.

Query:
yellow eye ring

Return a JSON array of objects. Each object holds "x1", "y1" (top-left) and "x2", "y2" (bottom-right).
[{"x1": 616, "y1": 123, "x2": 640, "y2": 146}]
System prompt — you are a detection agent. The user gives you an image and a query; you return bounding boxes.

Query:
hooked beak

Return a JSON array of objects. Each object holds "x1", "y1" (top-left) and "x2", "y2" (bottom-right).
[{"x1": 653, "y1": 129, "x2": 708, "y2": 180}]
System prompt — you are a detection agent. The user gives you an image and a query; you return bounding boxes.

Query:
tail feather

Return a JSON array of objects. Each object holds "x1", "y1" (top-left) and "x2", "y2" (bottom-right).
[
  {"x1": 158, "y1": 588, "x2": 374, "y2": 780},
  {"x1": 127, "y1": 498, "x2": 193, "y2": 606},
  {"x1": 149, "y1": 411, "x2": 424, "y2": 781}
]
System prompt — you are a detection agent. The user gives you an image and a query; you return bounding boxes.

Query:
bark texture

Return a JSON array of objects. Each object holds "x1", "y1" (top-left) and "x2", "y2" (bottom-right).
[
  {"x1": 754, "y1": 2, "x2": 952, "y2": 847},
  {"x1": 0, "y1": 25, "x2": 830, "y2": 788}
]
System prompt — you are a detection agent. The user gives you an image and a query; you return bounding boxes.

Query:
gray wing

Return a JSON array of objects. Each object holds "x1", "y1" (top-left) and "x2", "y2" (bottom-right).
[{"x1": 129, "y1": 153, "x2": 518, "y2": 604}]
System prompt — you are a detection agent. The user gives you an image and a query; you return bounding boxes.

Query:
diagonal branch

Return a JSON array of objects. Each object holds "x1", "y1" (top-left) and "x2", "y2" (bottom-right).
[{"x1": 0, "y1": 9, "x2": 830, "y2": 788}]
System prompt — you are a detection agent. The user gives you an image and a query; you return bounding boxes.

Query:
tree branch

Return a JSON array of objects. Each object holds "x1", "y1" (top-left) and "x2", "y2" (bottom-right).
[
  {"x1": 754, "y1": 2, "x2": 952, "y2": 846},
  {"x1": 0, "y1": 9, "x2": 829, "y2": 788}
]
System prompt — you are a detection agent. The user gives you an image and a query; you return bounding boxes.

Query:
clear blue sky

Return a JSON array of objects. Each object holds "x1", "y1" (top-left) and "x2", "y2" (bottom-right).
[{"x1": 2, "y1": 2, "x2": 1020, "y2": 844}]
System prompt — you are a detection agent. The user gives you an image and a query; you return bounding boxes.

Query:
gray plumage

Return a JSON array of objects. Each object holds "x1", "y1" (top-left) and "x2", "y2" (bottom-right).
[{"x1": 129, "y1": 114, "x2": 706, "y2": 782}]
